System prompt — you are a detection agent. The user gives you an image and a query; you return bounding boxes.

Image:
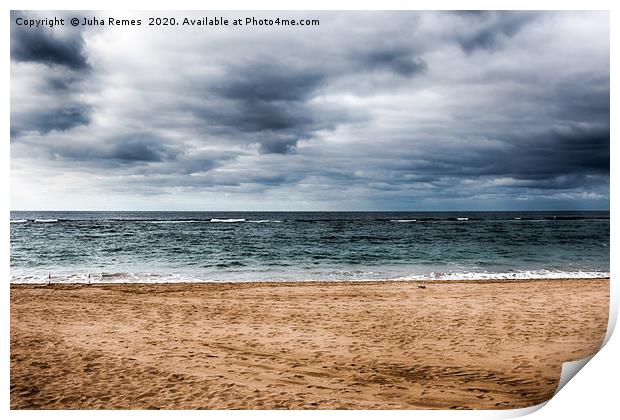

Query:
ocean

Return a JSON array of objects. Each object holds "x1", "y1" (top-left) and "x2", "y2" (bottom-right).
[{"x1": 10, "y1": 211, "x2": 609, "y2": 283}]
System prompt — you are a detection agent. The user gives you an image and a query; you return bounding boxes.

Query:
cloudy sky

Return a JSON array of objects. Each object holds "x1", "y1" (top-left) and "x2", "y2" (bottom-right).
[{"x1": 10, "y1": 11, "x2": 609, "y2": 211}]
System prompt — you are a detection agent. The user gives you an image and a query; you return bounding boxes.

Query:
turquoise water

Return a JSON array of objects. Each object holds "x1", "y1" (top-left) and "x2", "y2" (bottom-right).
[{"x1": 10, "y1": 211, "x2": 609, "y2": 283}]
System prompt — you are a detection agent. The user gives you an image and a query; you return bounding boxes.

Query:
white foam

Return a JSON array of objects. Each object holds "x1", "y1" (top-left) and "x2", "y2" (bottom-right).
[
  {"x1": 456, "y1": 217, "x2": 469, "y2": 221},
  {"x1": 145, "y1": 220, "x2": 201, "y2": 224},
  {"x1": 401, "y1": 270, "x2": 610, "y2": 281},
  {"x1": 34, "y1": 219, "x2": 58, "y2": 223},
  {"x1": 210, "y1": 218, "x2": 246, "y2": 223},
  {"x1": 10, "y1": 270, "x2": 197, "y2": 284},
  {"x1": 11, "y1": 269, "x2": 610, "y2": 285},
  {"x1": 10, "y1": 219, "x2": 28, "y2": 223},
  {"x1": 247, "y1": 220, "x2": 282, "y2": 223},
  {"x1": 390, "y1": 219, "x2": 417, "y2": 223}
]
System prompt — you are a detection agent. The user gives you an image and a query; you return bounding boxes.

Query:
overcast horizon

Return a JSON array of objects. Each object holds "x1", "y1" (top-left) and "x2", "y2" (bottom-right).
[{"x1": 10, "y1": 11, "x2": 610, "y2": 211}]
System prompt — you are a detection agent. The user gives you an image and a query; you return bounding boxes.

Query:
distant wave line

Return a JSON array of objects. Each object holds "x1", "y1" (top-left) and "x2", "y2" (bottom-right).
[
  {"x1": 9, "y1": 216, "x2": 610, "y2": 224},
  {"x1": 402, "y1": 270, "x2": 610, "y2": 281},
  {"x1": 10, "y1": 269, "x2": 611, "y2": 284}
]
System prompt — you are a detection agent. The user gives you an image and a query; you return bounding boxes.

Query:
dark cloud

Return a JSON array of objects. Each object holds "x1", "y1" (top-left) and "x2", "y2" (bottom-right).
[
  {"x1": 234, "y1": 100, "x2": 314, "y2": 133},
  {"x1": 366, "y1": 124, "x2": 608, "y2": 188},
  {"x1": 356, "y1": 47, "x2": 428, "y2": 76},
  {"x1": 11, "y1": 12, "x2": 89, "y2": 70},
  {"x1": 182, "y1": 98, "x2": 317, "y2": 154},
  {"x1": 454, "y1": 11, "x2": 537, "y2": 53},
  {"x1": 546, "y1": 78, "x2": 610, "y2": 124},
  {"x1": 44, "y1": 134, "x2": 180, "y2": 167},
  {"x1": 215, "y1": 63, "x2": 325, "y2": 102},
  {"x1": 11, "y1": 105, "x2": 91, "y2": 136},
  {"x1": 10, "y1": 12, "x2": 92, "y2": 137},
  {"x1": 511, "y1": 126, "x2": 609, "y2": 176},
  {"x1": 44, "y1": 73, "x2": 84, "y2": 92},
  {"x1": 187, "y1": 61, "x2": 332, "y2": 154},
  {"x1": 254, "y1": 133, "x2": 300, "y2": 154},
  {"x1": 107, "y1": 136, "x2": 180, "y2": 163}
]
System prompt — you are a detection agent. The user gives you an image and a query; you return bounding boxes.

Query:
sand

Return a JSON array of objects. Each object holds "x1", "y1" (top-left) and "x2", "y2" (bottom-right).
[{"x1": 10, "y1": 278, "x2": 609, "y2": 410}]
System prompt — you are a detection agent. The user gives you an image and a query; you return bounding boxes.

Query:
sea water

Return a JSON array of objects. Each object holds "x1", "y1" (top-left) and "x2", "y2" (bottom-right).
[{"x1": 10, "y1": 211, "x2": 609, "y2": 283}]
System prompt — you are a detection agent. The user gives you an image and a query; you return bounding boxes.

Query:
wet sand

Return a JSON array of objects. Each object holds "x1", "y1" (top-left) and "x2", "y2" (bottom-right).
[{"x1": 11, "y1": 279, "x2": 609, "y2": 409}]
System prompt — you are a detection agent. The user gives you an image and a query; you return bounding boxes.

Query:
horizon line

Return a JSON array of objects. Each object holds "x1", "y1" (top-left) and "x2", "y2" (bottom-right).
[{"x1": 10, "y1": 209, "x2": 611, "y2": 213}]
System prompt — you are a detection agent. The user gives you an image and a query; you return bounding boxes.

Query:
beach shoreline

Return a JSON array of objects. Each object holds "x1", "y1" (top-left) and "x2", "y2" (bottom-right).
[
  {"x1": 9, "y1": 275, "x2": 612, "y2": 286},
  {"x1": 11, "y1": 278, "x2": 610, "y2": 409}
]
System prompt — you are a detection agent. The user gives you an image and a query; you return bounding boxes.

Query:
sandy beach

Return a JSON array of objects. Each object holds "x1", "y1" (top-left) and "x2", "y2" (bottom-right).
[{"x1": 10, "y1": 278, "x2": 609, "y2": 410}]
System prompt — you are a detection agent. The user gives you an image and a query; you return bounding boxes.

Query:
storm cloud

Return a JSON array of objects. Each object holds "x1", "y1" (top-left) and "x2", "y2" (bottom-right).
[
  {"x1": 452, "y1": 11, "x2": 537, "y2": 52},
  {"x1": 11, "y1": 12, "x2": 92, "y2": 136},
  {"x1": 11, "y1": 12, "x2": 90, "y2": 70},
  {"x1": 10, "y1": 11, "x2": 610, "y2": 210}
]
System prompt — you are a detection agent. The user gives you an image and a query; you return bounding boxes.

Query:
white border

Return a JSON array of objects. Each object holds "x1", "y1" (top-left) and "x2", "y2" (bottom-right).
[{"x1": 2, "y1": 1, "x2": 617, "y2": 419}]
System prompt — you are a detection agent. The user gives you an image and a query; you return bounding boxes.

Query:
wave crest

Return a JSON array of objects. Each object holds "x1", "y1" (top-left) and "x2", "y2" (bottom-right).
[{"x1": 402, "y1": 270, "x2": 610, "y2": 281}]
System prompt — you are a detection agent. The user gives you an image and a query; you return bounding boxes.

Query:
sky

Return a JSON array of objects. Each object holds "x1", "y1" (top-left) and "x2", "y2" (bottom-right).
[{"x1": 10, "y1": 11, "x2": 610, "y2": 211}]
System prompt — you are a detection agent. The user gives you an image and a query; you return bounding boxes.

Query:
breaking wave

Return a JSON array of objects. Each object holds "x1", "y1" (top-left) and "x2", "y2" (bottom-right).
[
  {"x1": 10, "y1": 269, "x2": 610, "y2": 284},
  {"x1": 401, "y1": 270, "x2": 610, "y2": 281}
]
